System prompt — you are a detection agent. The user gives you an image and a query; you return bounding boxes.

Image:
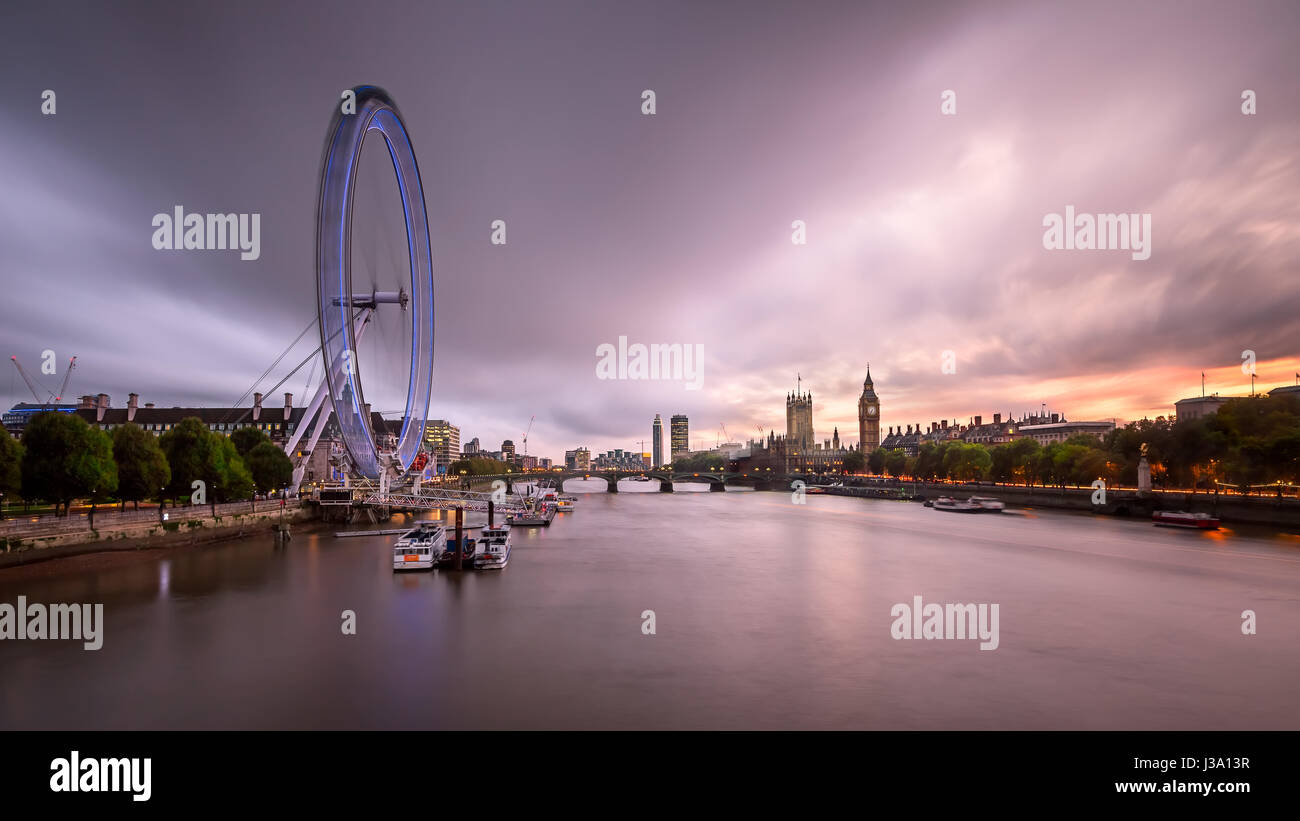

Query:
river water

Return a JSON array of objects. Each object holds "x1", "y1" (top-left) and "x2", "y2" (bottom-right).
[{"x1": 2, "y1": 480, "x2": 1298, "y2": 730}]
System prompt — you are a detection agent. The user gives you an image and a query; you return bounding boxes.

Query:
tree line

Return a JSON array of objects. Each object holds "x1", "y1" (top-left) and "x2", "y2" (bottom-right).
[
  {"x1": 858, "y1": 394, "x2": 1300, "y2": 492},
  {"x1": 0, "y1": 413, "x2": 296, "y2": 516},
  {"x1": 446, "y1": 457, "x2": 516, "y2": 476}
]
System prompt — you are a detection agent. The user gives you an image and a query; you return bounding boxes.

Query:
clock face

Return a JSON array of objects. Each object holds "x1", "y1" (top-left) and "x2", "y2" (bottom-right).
[{"x1": 867, "y1": 405, "x2": 877, "y2": 416}]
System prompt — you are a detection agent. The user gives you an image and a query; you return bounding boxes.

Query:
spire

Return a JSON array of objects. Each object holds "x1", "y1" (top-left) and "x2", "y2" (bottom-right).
[{"x1": 864, "y1": 362, "x2": 873, "y2": 387}]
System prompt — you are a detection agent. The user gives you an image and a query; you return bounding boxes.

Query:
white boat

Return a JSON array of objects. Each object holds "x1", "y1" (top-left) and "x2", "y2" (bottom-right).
[
  {"x1": 968, "y1": 496, "x2": 1005, "y2": 512},
  {"x1": 556, "y1": 494, "x2": 576, "y2": 512},
  {"x1": 931, "y1": 496, "x2": 981, "y2": 513},
  {"x1": 392, "y1": 522, "x2": 446, "y2": 571},
  {"x1": 475, "y1": 525, "x2": 513, "y2": 569}
]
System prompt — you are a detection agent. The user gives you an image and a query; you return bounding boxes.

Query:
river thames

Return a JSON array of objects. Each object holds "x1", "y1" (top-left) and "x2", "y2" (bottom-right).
[{"x1": 2, "y1": 481, "x2": 1298, "y2": 730}]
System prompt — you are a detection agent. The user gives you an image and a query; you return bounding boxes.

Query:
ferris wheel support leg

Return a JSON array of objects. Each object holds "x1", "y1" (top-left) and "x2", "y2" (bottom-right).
[
  {"x1": 284, "y1": 309, "x2": 372, "y2": 485},
  {"x1": 285, "y1": 375, "x2": 331, "y2": 459}
]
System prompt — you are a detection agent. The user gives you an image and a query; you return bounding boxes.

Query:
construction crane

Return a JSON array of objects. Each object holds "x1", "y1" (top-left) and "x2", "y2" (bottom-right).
[
  {"x1": 10, "y1": 356, "x2": 43, "y2": 402},
  {"x1": 522, "y1": 415, "x2": 535, "y2": 456},
  {"x1": 720, "y1": 423, "x2": 732, "y2": 444},
  {"x1": 10, "y1": 355, "x2": 77, "y2": 406},
  {"x1": 54, "y1": 356, "x2": 77, "y2": 402}
]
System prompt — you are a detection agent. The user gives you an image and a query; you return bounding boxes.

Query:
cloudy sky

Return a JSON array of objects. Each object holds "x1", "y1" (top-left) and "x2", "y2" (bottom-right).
[{"x1": 3, "y1": 0, "x2": 1298, "y2": 458}]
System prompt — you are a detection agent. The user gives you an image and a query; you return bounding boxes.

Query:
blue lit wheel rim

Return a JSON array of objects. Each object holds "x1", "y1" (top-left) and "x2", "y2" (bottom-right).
[{"x1": 316, "y1": 86, "x2": 434, "y2": 480}]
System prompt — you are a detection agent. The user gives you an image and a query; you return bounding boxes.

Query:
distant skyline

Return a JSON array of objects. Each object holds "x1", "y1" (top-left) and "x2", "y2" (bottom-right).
[{"x1": 3, "y1": 0, "x2": 1298, "y2": 459}]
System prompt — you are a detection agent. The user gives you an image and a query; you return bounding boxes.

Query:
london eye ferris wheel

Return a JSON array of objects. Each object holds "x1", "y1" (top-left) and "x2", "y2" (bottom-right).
[{"x1": 312, "y1": 85, "x2": 435, "y2": 481}]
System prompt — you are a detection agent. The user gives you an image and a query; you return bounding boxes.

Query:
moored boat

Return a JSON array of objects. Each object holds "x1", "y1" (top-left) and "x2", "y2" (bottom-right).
[
  {"x1": 392, "y1": 522, "x2": 446, "y2": 571},
  {"x1": 475, "y1": 525, "x2": 512, "y2": 569},
  {"x1": 508, "y1": 500, "x2": 556, "y2": 527},
  {"x1": 1153, "y1": 510, "x2": 1220, "y2": 530},
  {"x1": 556, "y1": 495, "x2": 576, "y2": 512},
  {"x1": 438, "y1": 533, "x2": 478, "y2": 568}
]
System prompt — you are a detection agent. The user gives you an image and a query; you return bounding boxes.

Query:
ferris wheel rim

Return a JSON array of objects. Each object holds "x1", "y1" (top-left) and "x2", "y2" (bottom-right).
[{"x1": 315, "y1": 85, "x2": 435, "y2": 480}]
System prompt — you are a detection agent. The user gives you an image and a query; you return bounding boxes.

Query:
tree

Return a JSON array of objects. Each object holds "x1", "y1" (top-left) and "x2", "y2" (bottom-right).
[
  {"x1": 447, "y1": 457, "x2": 514, "y2": 476},
  {"x1": 160, "y1": 418, "x2": 215, "y2": 504},
  {"x1": 987, "y1": 441, "x2": 1019, "y2": 480},
  {"x1": 229, "y1": 426, "x2": 269, "y2": 458},
  {"x1": 883, "y1": 449, "x2": 909, "y2": 477},
  {"x1": 1075, "y1": 448, "x2": 1114, "y2": 487},
  {"x1": 912, "y1": 442, "x2": 946, "y2": 481},
  {"x1": 160, "y1": 418, "x2": 254, "y2": 504},
  {"x1": 112, "y1": 424, "x2": 171, "y2": 510},
  {"x1": 0, "y1": 433, "x2": 23, "y2": 518},
  {"x1": 245, "y1": 441, "x2": 294, "y2": 494},
  {"x1": 867, "y1": 447, "x2": 886, "y2": 475},
  {"x1": 1040, "y1": 443, "x2": 1091, "y2": 488},
  {"x1": 949, "y1": 442, "x2": 992, "y2": 481},
  {"x1": 1167, "y1": 419, "x2": 1226, "y2": 491},
  {"x1": 1006, "y1": 438, "x2": 1041, "y2": 485},
  {"x1": 210, "y1": 436, "x2": 254, "y2": 502},
  {"x1": 842, "y1": 451, "x2": 865, "y2": 474},
  {"x1": 20, "y1": 412, "x2": 117, "y2": 515}
]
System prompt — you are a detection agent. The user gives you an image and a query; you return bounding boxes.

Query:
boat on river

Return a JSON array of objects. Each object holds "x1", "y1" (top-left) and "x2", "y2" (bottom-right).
[
  {"x1": 392, "y1": 522, "x2": 446, "y2": 571},
  {"x1": 476, "y1": 525, "x2": 513, "y2": 569},
  {"x1": 438, "y1": 533, "x2": 478, "y2": 568},
  {"x1": 931, "y1": 496, "x2": 981, "y2": 513},
  {"x1": 508, "y1": 500, "x2": 556, "y2": 526},
  {"x1": 1153, "y1": 510, "x2": 1220, "y2": 530}
]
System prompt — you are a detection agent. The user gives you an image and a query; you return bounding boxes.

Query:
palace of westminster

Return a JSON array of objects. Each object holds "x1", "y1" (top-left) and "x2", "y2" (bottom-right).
[{"x1": 732, "y1": 366, "x2": 1110, "y2": 473}]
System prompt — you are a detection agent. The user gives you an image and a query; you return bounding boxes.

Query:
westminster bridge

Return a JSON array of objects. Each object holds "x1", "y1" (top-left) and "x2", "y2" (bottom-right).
[{"x1": 455, "y1": 469, "x2": 858, "y2": 493}]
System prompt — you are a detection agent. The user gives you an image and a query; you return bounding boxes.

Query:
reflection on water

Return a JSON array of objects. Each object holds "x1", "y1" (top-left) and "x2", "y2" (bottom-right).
[{"x1": 2, "y1": 484, "x2": 1299, "y2": 730}]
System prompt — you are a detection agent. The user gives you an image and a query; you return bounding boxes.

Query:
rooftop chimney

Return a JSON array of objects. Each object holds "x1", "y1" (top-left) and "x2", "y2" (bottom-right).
[
  {"x1": 975, "y1": 415, "x2": 982, "y2": 426},
  {"x1": 994, "y1": 413, "x2": 1001, "y2": 425},
  {"x1": 127, "y1": 393, "x2": 139, "y2": 423},
  {"x1": 145, "y1": 402, "x2": 155, "y2": 409},
  {"x1": 942, "y1": 419, "x2": 948, "y2": 429},
  {"x1": 253, "y1": 392, "x2": 263, "y2": 421},
  {"x1": 1051, "y1": 413, "x2": 1060, "y2": 423},
  {"x1": 79, "y1": 395, "x2": 95, "y2": 409},
  {"x1": 96, "y1": 393, "x2": 109, "y2": 422},
  {"x1": 284, "y1": 392, "x2": 293, "y2": 421}
]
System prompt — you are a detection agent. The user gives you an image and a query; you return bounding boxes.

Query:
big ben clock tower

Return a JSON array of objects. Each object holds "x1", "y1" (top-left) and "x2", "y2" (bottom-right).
[{"x1": 858, "y1": 365, "x2": 880, "y2": 451}]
